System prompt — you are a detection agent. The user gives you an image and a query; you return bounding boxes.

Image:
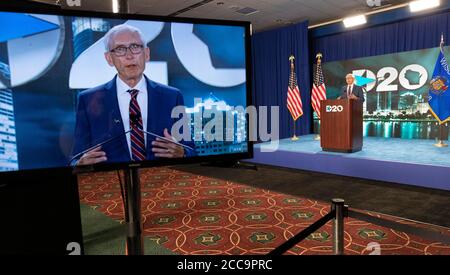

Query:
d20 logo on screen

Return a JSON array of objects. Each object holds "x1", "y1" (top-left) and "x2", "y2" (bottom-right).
[
  {"x1": 326, "y1": 105, "x2": 343, "y2": 113},
  {"x1": 352, "y1": 65, "x2": 428, "y2": 93},
  {"x1": 70, "y1": 21, "x2": 246, "y2": 89},
  {"x1": 69, "y1": 20, "x2": 167, "y2": 89},
  {"x1": 171, "y1": 23, "x2": 246, "y2": 88},
  {"x1": 0, "y1": 14, "x2": 64, "y2": 89}
]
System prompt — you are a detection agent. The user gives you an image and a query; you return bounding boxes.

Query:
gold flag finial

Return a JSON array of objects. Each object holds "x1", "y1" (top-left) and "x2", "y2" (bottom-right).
[
  {"x1": 289, "y1": 55, "x2": 295, "y2": 69},
  {"x1": 316, "y1": 53, "x2": 322, "y2": 64}
]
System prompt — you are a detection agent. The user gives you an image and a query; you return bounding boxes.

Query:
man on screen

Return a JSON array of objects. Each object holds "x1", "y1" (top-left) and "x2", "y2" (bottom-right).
[
  {"x1": 338, "y1": 73, "x2": 365, "y2": 102},
  {"x1": 71, "y1": 24, "x2": 194, "y2": 166}
]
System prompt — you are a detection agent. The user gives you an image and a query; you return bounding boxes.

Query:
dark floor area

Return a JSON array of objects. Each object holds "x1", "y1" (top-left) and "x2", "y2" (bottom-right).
[{"x1": 174, "y1": 162, "x2": 450, "y2": 228}]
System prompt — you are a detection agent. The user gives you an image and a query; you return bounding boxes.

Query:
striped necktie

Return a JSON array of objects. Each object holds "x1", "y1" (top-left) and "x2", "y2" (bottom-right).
[{"x1": 128, "y1": 89, "x2": 146, "y2": 161}]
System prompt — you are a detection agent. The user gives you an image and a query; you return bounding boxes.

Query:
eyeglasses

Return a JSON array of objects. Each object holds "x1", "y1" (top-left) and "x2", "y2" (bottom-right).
[{"x1": 110, "y1": 44, "x2": 144, "y2": 57}]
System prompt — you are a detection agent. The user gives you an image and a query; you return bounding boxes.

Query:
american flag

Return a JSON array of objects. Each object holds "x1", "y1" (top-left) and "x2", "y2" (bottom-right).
[
  {"x1": 311, "y1": 54, "x2": 327, "y2": 118},
  {"x1": 287, "y1": 56, "x2": 303, "y2": 120}
]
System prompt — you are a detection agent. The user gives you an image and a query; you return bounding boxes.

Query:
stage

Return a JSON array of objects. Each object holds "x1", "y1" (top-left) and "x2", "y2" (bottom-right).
[{"x1": 247, "y1": 135, "x2": 450, "y2": 191}]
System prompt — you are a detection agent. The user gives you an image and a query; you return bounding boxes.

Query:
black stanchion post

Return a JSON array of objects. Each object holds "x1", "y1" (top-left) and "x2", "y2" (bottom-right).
[
  {"x1": 332, "y1": 198, "x2": 345, "y2": 255},
  {"x1": 124, "y1": 167, "x2": 143, "y2": 255}
]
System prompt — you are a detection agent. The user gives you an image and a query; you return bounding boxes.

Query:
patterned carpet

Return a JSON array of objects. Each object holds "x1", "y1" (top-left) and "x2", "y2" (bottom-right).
[{"x1": 78, "y1": 167, "x2": 450, "y2": 255}]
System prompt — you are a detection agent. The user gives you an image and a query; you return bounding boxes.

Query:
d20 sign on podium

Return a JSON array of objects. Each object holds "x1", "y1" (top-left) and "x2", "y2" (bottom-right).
[{"x1": 320, "y1": 99, "x2": 363, "y2": 153}]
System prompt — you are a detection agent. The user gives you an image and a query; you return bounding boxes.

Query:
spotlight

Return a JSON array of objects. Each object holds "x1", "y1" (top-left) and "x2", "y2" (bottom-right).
[
  {"x1": 409, "y1": 0, "x2": 440, "y2": 12},
  {"x1": 343, "y1": 15, "x2": 367, "y2": 28},
  {"x1": 112, "y1": 0, "x2": 119, "y2": 13}
]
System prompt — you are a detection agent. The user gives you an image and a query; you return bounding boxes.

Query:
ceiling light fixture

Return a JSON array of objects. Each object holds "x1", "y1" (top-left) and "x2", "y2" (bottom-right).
[
  {"x1": 409, "y1": 0, "x2": 440, "y2": 13},
  {"x1": 343, "y1": 15, "x2": 367, "y2": 28},
  {"x1": 112, "y1": 0, "x2": 119, "y2": 13}
]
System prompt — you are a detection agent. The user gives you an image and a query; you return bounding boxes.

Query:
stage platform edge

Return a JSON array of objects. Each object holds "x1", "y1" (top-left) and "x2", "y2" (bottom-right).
[{"x1": 247, "y1": 135, "x2": 450, "y2": 191}]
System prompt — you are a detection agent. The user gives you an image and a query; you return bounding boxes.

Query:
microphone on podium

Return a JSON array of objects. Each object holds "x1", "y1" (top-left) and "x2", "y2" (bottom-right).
[
  {"x1": 69, "y1": 114, "x2": 195, "y2": 166},
  {"x1": 68, "y1": 127, "x2": 132, "y2": 166}
]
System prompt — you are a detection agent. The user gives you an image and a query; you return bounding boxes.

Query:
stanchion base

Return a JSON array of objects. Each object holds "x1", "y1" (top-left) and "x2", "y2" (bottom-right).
[
  {"x1": 126, "y1": 236, "x2": 143, "y2": 255},
  {"x1": 434, "y1": 141, "x2": 448, "y2": 147},
  {"x1": 291, "y1": 135, "x2": 299, "y2": 141}
]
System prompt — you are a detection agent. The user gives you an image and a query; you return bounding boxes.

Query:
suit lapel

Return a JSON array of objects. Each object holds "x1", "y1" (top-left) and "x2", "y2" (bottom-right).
[
  {"x1": 145, "y1": 76, "x2": 159, "y2": 158},
  {"x1": 105, "y1": 76, "x2": 130, "y2": 160}
]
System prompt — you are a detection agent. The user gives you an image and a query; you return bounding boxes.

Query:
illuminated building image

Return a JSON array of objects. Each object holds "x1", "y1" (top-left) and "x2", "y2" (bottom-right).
[
  {"x1": 72, "y1": 17, "x2": 110, "y2": 59},
  {"x1": 0, "y1": 41, "x2": 18, "y2": 171},
  {"x1": 186, "y1": 95, "x2": 247, "y2": 156},
  {"x1": 0, "y1": 89, "x2": 18, "y2": 171}
]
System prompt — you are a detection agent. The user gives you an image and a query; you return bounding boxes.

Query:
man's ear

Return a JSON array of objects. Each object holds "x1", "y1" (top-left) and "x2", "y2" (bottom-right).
[
  {"x1": 144, "y1": 47, "x2": 150, "y2": 62},
  {"x1": 104, "y1": 52, "x2": 114, "y2": 66}
]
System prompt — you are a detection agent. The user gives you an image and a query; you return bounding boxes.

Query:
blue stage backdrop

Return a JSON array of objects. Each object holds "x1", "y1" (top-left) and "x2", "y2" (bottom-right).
[
  {"x1": 313, "y1": 11, "x2": 450, "y2": 62},
  {"x1": 252, "y1": 21, "x2": 311, "y2": 140}
]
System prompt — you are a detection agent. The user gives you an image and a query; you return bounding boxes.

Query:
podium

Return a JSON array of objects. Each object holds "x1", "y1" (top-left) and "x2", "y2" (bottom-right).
[{"x1": 320, "y1": 99, "x2": 363, "y2": 153}]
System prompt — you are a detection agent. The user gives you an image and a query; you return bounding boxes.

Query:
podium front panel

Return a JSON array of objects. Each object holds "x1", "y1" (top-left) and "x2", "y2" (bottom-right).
[{"x1": 320, "y1": 99, "x2": 363, "y2": 152}]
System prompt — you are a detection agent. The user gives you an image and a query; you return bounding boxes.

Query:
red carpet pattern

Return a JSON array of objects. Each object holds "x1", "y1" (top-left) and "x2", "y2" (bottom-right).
[{"x1": 78, "y1": 167, "x2": 450, "y2": 255}]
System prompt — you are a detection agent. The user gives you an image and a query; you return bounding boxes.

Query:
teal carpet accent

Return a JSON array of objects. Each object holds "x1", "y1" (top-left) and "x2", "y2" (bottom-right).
[{"x1": 80, "y1": 204, "x2": 175, "y2": 255}]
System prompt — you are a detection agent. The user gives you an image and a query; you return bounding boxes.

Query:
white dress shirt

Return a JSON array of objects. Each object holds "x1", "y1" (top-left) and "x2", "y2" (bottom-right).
[
  {"x1": 116, "y1": 76, "x2": 148, "y2": 158},
  {"x1": 347, "y1": 84, "x2": 354, "y2": 97}
]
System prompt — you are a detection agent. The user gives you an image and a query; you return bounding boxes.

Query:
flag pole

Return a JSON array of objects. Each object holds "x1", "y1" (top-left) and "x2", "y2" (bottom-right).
[
  {"x1": 289, "y1": 54, "x2": 300, "y2": 141},
  {"x1": 434, "y1": 123, "x2": 448, "y2": 147},
  {"x1": 314, "y1": 53, "x2": 322, "y2": 141},
  {"x1": 433, "y1": 34, "x2": 448, "y2": 147},
  {"x1": 292, "y1": 118, "x2": 299, "y2": 141}
]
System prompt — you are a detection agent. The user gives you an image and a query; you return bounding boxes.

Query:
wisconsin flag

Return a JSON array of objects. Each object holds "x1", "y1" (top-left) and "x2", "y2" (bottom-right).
[{"x1": 429, "y1": 37, "x2": 450, "y2": 124}]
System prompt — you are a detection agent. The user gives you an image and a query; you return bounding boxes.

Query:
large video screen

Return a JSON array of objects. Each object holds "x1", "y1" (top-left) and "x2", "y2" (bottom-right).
[
  {"x1": 316, "y1": 46, "x2": 450, "y2": 140},
  {"x1": 0, "y1": 8, "x2": 250, "y2": 172}
]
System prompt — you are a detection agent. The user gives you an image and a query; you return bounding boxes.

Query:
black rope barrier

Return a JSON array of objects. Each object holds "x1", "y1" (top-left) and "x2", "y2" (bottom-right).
[
  {"x1": 268, "y1": 199, "x2": 450, "y2": 256},
  {"x1": 268, "y1": 211, "x2": 335, "y2": 256}
]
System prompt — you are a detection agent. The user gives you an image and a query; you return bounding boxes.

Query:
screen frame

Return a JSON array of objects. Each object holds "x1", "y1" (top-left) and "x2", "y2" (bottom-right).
[{"x1": 0, "y1": 2, "x2": 254, "y2": 175}]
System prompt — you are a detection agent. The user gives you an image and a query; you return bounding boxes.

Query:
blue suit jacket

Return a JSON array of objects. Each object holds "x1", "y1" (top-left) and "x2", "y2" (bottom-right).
[
  {"x1": 71, "y1": 75, "x2": 195, "y2": 164},
  {"x1": 340, "y1": 85, "x2": 365, "y2": 102}
]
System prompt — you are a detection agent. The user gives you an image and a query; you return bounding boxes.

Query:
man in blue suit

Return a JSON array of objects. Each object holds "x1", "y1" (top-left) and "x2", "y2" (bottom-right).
[
  {"x1": 71, "y1": 24, "x2": 194, "y2": 166},
  {"x1": 338, "y1": 73, "x2": 365, "y2": 102}
]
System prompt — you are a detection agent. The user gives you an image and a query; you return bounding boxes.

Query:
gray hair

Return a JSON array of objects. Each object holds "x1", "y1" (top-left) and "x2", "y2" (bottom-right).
[
  {"x1": 346, "y1": 73, "x2": 355, "y2": 79},
  {"x1": 103, "y1": 24, "x2": 146, "y2": 52}
]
